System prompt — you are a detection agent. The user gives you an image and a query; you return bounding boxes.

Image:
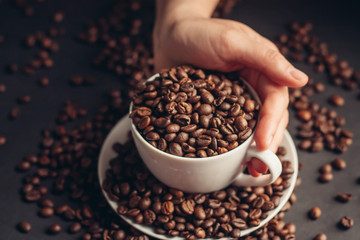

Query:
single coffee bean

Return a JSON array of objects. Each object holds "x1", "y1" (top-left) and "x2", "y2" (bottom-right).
[
  {"x1": 314, "y1": 233, "x2": 327, "y2": 240},
  {"x1": 17, "y1": 221, "x2": 31, "y2": 233},
  {"x1": 335, "y1": 193, "x2": 352, "y2": 203},
  {"x1": 40, "y1": 207, "x2": 54, "y2": 217},
  {"x1": 69, "y1": 222, "x2": 82, "y2": 233},
  {"x1": 48, "y1": 223, "x2": 62, "y2": 234},
  {"x1": 339, "y1": 216, "x2": 354, "y2": 229},
  {"x1": 319, "y1": 163, "x2": 332, "y2": 173},
  {"x1": 318, "y1": 172, "x2": 333, "y2": 183},
  {"x1": 297, "y1": 110, "x2": 312, "y2": 122},
  {"x1": 308, "y1": 206, "x2": 321, "y2": 220},
  {"x1": 198, "y1": 104, "x2": 212, "y2": 115},
  {"x1": 332, "y1": 157, "x2": 346, "y2": 170},
  {"x1": 194, "y1": 227, "x2": 206, "y2": 238},
  {"x1": 329, "y1": 95, "x2": 345, "y2": 107}
]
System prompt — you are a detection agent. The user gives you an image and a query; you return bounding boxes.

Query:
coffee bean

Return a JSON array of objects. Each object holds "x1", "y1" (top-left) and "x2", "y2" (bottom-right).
[
  {"x1": 330, "y1": 95, "x2": 345, "y2": 107},
  {"x1": 339, "y1": 216, "x2": 354, "y2": 229},
  {"x1": 17, "y1": 221, "x2": 31, "y2": 233},
  {"x1": 9, "y1": 107, "x2": 20, "y2": 120},
  {"x1": 69, "y1": 222, "x2": 82, "y2": 234},
  {"x1": 297, "y1": 109, "x2": 312, "y2": 122},
  {"x1": 315, "y1": 233, "x2": 327, "y2": 240},
  {"x1": 319, "y1": 163, "x2": 332, "y2": 173},
  {"x1": 161, "y1": 201, "x2": 174, "y2": 215},
  {"x1": 38, "y1": 77, "x2": 50, "y2": 86},
  {"x1": 198, "y1": 104, "x2": 212, "y2": 115},
  {"x1": 194, "y1": 227, "x2": 206, "y2": 238},
  {"x1": 0, "y1": 84, "x2": 6, "y2": 93},
  {"x1": 308, "y1": 206, "x2": 321, "y2": 220},
  {"x1": 318, "y1": 172, "x2": 333, "y2": 183},
  {"x1": 48, "y1": 223, "x2": 62, "y2": 234},
  {"x1": 335, "y1": 193, "x2": 352, "y2": 203},
  {"x1": 332, "y1": 157, "x2": 346, "y2": 170},
  {"x1": 40, "y1": 207, "x2": 54, "y2": 217}
]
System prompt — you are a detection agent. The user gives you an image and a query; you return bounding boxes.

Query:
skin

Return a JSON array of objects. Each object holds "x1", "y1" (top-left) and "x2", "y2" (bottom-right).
[{"x1": 154, "y1": 0, "x2": 308, "y2": 175}]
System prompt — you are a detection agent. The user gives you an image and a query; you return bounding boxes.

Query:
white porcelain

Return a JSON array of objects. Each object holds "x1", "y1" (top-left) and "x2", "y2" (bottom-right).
[
  {"x1": 130, "y1": 74, "x2": 282, "y2": 193},
  {"x1": 98, "y1": 115, "x2": 299, "y2": 239}
]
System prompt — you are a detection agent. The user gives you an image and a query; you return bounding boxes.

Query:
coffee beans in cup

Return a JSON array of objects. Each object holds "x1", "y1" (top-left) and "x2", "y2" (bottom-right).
[{"x1": 130, "y1": 65, "x2": 260, "y2": 157}]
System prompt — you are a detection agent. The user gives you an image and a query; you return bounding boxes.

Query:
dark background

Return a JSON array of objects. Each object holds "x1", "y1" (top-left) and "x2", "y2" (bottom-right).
[{"x1": 0, "y1": 0, "x2": 360, "y2": 239}]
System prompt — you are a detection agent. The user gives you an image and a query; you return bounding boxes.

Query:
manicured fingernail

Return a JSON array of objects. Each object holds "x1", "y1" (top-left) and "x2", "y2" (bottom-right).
[{"x1": 289, "y1": 68, "x2": 308, "y2": 82}]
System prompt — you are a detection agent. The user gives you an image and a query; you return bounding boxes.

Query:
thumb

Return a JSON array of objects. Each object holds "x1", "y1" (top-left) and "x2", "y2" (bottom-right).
[{"x1": 231, "y1": 36, "x2": 308, "y2": 87}]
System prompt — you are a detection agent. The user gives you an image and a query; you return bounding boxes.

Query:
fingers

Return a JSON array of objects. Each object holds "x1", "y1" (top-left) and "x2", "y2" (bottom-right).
[
  {"x1": 254, "y1": 83, "x2": 289, "y2": 151},
  {"x1": 249, "y1": 109, "x2": 288, "y2": 176},
  {"x1": 268, "y1": 109, "x2": 288, "y2": 153},
  {"x1": 251, "y1": 157, "x2": 268, "y2": 174},
  {"x1": 228, "y1": 33, "x2": 308, "y2": 88}
]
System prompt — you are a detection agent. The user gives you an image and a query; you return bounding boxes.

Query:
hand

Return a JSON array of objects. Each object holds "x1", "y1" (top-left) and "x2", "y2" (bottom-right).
[{"x1": 153, "y1": 14, "x2": 308, "y2": 175}]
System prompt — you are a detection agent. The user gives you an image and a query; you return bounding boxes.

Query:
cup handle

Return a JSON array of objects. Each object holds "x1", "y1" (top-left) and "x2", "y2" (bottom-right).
[{"x1": 232, "y1": 145, "x2": 282, "y2": 186}]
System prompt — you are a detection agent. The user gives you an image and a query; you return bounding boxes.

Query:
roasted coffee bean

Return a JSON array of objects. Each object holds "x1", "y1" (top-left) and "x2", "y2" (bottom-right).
[
  {"x1": 40, "y1": 207, "x2": 54, "y2": 217},
  {"x1": 196, "y1": 135, "x2": 212, "y2": 147},
  {"x1": 308, "y1": 206, "x2": 321, "y2": 220},
  {"x1": 315, "y1": 233, "x2": 327, "y2": 240},
  {"x1": 48, "y1": 223, "x2": 62, "y2": 234},
  {"x1": 339, "y1": 216, "x2": 354, "y2": 229},
  {"x1": 319, "y1": 163, "x2": 332, "y2": 173},
  {"x1": 330, "y1": 95, "x2": 345, "y2": 107},
  {"x1": 17, "y1": 221, "x2": 31, "y2": 233},
  {"x1": 335, "y1": 193, "x2": 352, "y2": 203},
  {"x1": 166, "y1": 124, "x2": 180, "y2": 133},
  {"x1": 318, "y1": 172, "x2": 333, "y2": 183},
  {"x1": 332, "y1": 157, "x2": 346, "y2": 170},
  {"x1": 197, "y1": 104, "x2": 212, "y2": 115},
  {"x1": 69, "y1": 222, "x2": 82, "y2": 234}
]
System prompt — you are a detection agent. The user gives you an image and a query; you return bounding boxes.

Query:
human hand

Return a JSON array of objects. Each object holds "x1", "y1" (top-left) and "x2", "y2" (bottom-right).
[{"x1": 153, "y1": 1, "x2": 308, "y2": 175}]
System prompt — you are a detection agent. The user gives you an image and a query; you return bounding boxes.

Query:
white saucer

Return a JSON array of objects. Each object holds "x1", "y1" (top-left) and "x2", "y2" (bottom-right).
[{"x1": 98, "y1": 115, "x2": 299, "y2": 239}]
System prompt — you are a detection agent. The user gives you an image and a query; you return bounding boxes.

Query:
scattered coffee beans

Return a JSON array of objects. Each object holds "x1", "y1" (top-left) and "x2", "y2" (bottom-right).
[
  {"x1": 130, "y1": 65, "x2": 259, "y2": 157},
  {"x1": 308, "y1": 207, "x2": 321, "y2": 220},
  {"x1": 17, "y1": 221, "x2": 31, "y2": 233},
  {"x1": 339, "y1": 216, "x2": 354, "y2": 229}
]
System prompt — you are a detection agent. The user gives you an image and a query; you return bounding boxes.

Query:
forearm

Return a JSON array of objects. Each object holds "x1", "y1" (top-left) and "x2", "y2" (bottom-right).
[{"x1": 154, "y1": 0, "x2": 219, "y2": 35}]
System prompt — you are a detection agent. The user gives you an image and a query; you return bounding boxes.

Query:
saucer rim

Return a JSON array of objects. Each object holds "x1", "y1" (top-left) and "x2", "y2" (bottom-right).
[{"x1": 98, "y1": 114, "x2": 299, "y2": 239}]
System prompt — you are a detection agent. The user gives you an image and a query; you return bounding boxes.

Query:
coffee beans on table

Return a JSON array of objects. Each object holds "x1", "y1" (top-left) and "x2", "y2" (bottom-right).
[
  {"x1": 308, "y1": 207, "x2": 321, "y2": 220},
  {"x1": 17, "y1": 221, "x2": 31, "y2": 233},
  {"x1": 335, "y1": 193, "x2": 352, "y2": 203},
  {"x1": 315, "y1": 233, "x2": 327, "y2": 240},
  {"x1": 103, "y1": 136, "x2": 295, "y2": 238},
  {"x1": 339, "y1": 216, "x2": 354, "y2": 229},
  {"x1": 130, "y1": 66, "x2": 259, "y2": 157}
]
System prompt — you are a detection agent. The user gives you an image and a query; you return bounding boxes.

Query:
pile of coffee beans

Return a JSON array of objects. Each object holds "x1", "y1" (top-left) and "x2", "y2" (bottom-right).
[
  {"x1": 130, "y1": 66, "x2": 259, "y2": 157},
  {"x1": 103, "y1": 138, "x2": 295, "y2": 238}
]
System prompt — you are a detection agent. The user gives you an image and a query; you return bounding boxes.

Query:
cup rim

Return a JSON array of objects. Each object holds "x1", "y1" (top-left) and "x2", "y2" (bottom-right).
[{"x1": 129, "y1": 73, "x2": 261, "y2": 162}]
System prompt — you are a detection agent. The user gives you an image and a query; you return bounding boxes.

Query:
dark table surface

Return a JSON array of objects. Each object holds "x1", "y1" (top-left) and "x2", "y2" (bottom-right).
[{"x1": 1, "y1": 0, "x2": 360, "y2": 239}]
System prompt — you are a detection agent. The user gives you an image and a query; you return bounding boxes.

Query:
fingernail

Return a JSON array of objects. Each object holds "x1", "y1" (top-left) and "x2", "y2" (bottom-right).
[{"x1": 289, "y1": 68, "x2": 308, "y2": 82}]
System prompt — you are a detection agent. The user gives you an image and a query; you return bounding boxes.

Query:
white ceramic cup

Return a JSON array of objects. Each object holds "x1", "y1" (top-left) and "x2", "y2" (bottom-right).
[{"x1": 130, "y1": 74, "x2": 282, "y2": 193}]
